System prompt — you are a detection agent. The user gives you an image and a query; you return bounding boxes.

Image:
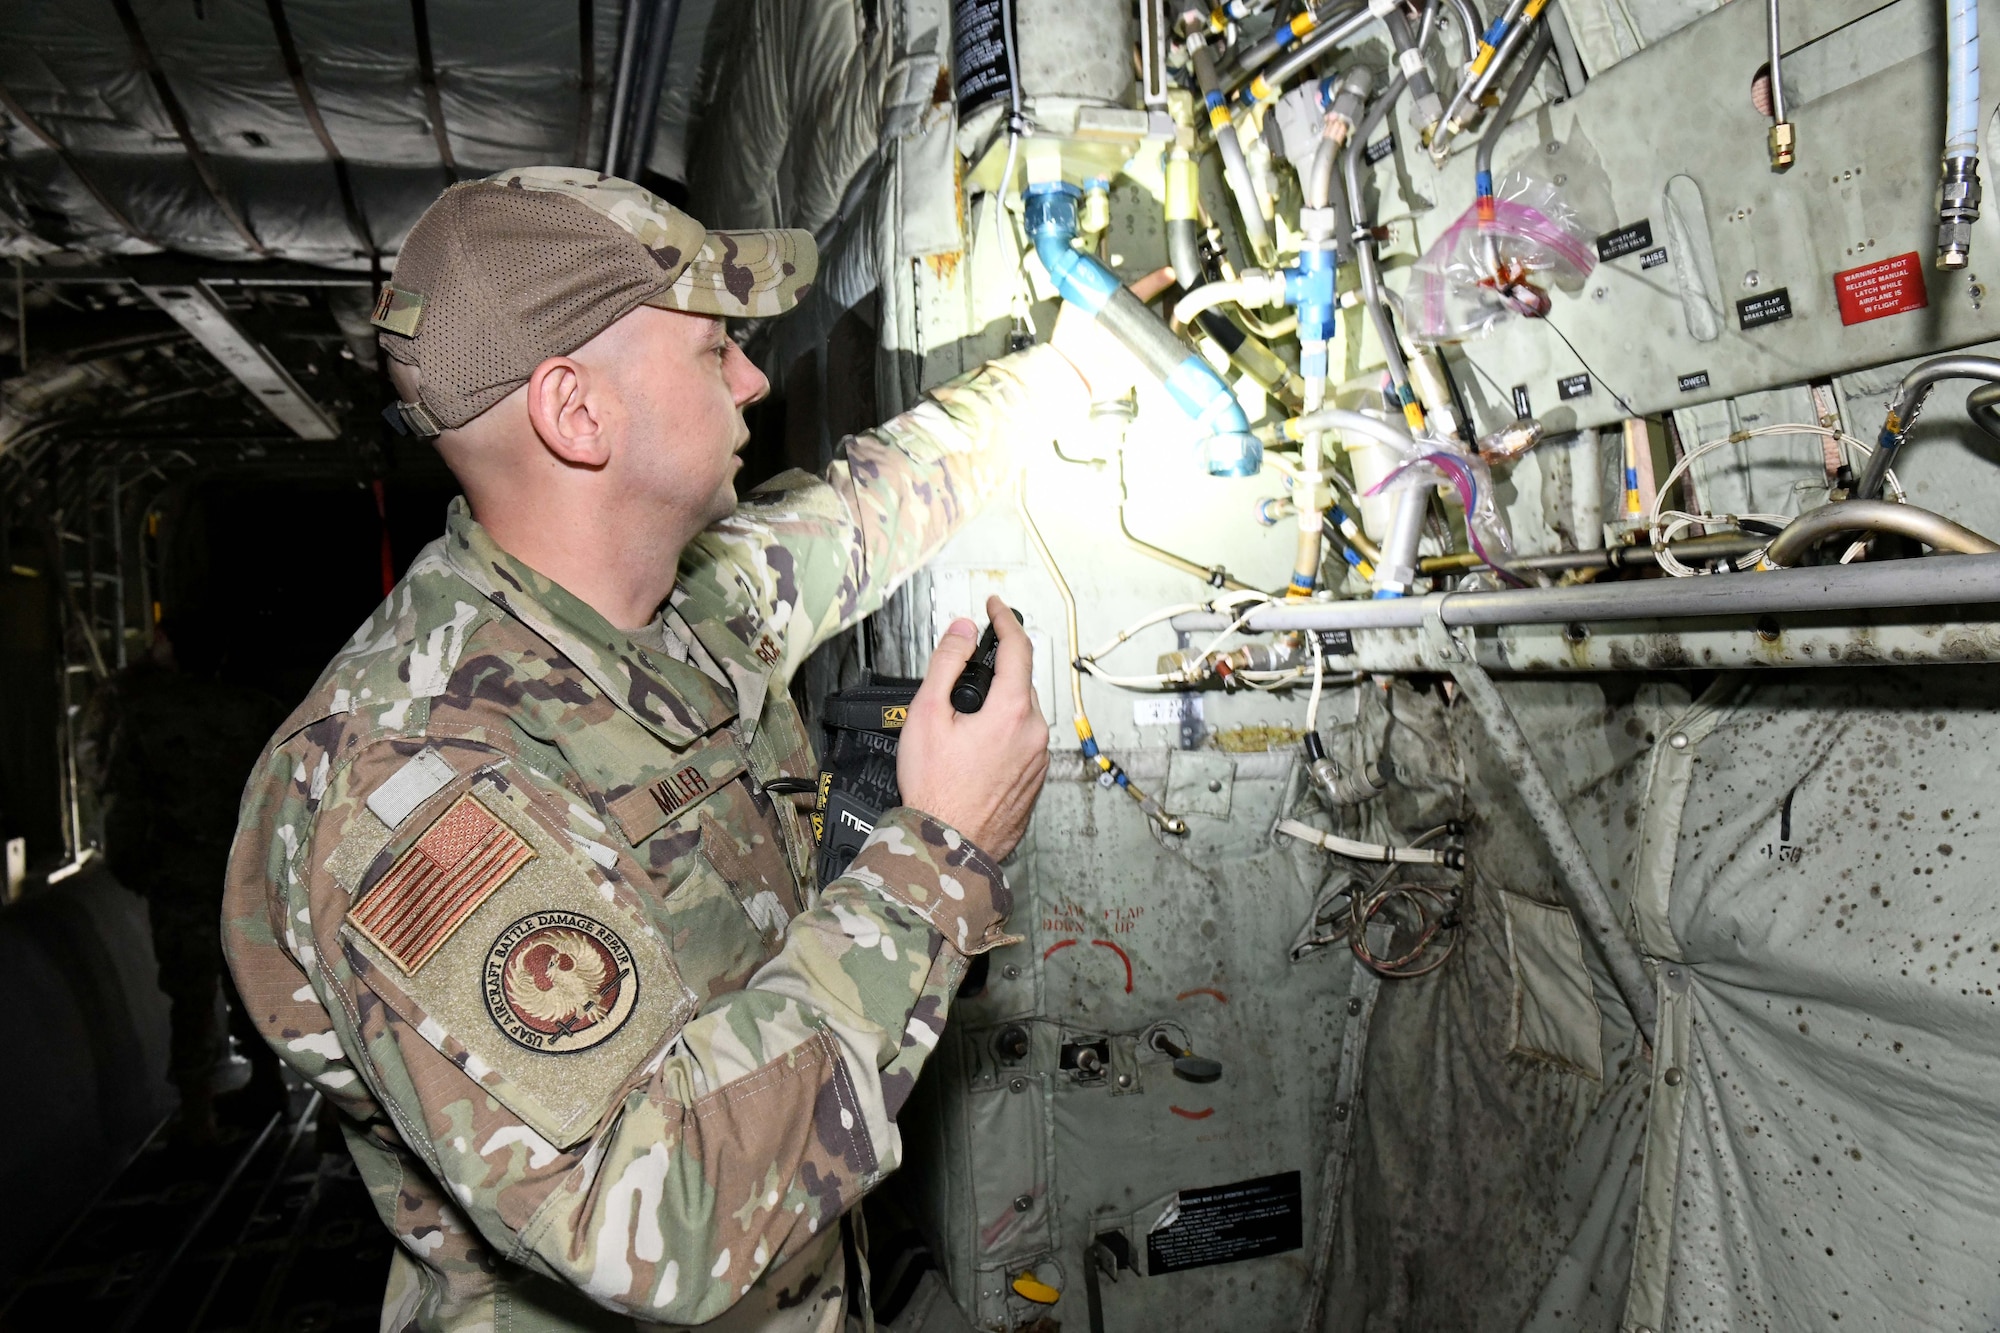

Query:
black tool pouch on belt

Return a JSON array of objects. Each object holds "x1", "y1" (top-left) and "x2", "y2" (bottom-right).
[{"x1": 812, "y1": 676, "x2": 922, "y2": 890}]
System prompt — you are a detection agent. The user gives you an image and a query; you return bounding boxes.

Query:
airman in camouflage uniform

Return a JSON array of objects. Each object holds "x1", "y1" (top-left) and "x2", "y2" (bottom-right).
[{"x1": 223, "y1": 167, "x2": 1088, "y2": 1330}]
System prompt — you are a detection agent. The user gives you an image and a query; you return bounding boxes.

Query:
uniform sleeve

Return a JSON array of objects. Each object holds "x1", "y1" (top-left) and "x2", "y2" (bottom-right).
[
  {"x1": 254, "y1": 731, "x2": 1015, "y2": 1325},
  {"x1": 682, "y1": 343, "x2": 1090, "y2": 676}
]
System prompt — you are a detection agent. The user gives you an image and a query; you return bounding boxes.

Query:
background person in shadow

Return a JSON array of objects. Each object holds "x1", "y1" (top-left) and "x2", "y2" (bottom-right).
[{"x1": 91, "y1": 607, "x2": 289, "y2": 1143}]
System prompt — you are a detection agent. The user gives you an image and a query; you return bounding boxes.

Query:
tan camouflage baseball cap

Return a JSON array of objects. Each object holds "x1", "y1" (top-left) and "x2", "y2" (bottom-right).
[{"x1": 372, "y1": 166, "x2": 817, "y2": 434}]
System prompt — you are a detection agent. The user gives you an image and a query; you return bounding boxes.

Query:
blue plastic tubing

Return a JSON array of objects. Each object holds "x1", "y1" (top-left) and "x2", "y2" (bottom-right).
[{"x1": 1024, "y1": 182, "x2": 1262, "y2": 476}]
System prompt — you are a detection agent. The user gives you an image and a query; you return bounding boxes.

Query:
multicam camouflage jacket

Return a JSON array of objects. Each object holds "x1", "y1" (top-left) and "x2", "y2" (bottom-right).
[{"x1": 223, "y1": 345, "x2": 1089, "y2": 1332}]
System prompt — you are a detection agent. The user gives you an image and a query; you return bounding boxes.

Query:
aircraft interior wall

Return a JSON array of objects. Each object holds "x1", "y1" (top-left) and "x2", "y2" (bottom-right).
[{"x1": 2, "y1": 0, "x2": 1999, "y2": 1328}]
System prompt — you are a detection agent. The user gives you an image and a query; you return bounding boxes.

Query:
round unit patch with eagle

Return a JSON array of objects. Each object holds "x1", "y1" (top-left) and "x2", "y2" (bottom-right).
[{"x1": 484, "y1": 911, "x2": 638, "y2": 1052}]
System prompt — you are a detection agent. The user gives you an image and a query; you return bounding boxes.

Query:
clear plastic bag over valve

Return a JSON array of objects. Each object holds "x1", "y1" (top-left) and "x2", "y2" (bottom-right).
[{"x1": 1403, "y1": 171, "x2": 1597, "y2": 346}]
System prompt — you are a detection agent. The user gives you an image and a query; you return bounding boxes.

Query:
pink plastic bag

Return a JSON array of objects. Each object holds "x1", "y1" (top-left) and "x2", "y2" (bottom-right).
[{"x1": 1403, "y1": 171, "x2": 1597, "y2": 345}]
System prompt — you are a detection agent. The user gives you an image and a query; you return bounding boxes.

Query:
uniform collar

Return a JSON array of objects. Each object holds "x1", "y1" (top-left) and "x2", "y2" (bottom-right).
[
  {"x1": 665, "y1": 586, "x2": 785, "y2": 741},
  {"x1": 440, "y1": 498, "x2": 737, "y2": 750}
]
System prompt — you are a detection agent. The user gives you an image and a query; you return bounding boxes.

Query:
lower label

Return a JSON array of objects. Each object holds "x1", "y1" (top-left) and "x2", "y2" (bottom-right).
[
  {"x1": 1677, "y1": 370, "x2": 1711, "y2": 393},
  {"x1": 1146, "y1": 1171, "x2": 1304, "y2": 1275}
]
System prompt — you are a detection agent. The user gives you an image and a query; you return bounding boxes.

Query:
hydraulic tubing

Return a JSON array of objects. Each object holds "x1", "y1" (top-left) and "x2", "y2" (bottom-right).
[
  {"x1": 1222, "y1": 2, "x2": 1365, "y2": 93},
  {"x1": 1173, "y1": 550, "x2": 2000, "y2": 633},
  {"x1": 1241, "y1": 7, "x2": 1377, "y2": 104},
  {"x1": 1440, "y1": 0, "x2": 1483, "y2": 64},
  {"x1": 1433, "y1": 0, "x2": 1545, "y2": 159},
  {"x1": 1163, "y1": 155, "x2": 1303, "y2": 409},
  {"x1": 1380, "y1": 3, "x2": 1444, "y2": 135},
  {"x1": 1420, "y1": 531, "x2": 1765, "y2": 575},
  {"x1": 1473, "y1": 23, "x2": 1551, "y2": 272},
  {"x1": 1856, "y1": 353, "x2": 2000, "y2": 499},
  {"x1": 1442, "y1": 650, "x2": 1658, "y2": 1047},
  {"x1": 1342, "y1": 73, "x2": 1421, "y2": 427},
  {"x1": 1765, "y1": 0, "x2": 1794, "y2": 169},
  {"x1": 1544, "y1": 0, "x2": 1587, "y2": 93},
  {"x1": 1475, "y1": 25, "x2": 1550, "y2": 182},
  {"x1": 1940, "y1": 0, "x2": 1982, "y2": 268},
  {"x1": 1762, "y1": 500, "x2": 2000, "y2": 567},
  {"x1": 1188, "y1": 32, "x2": 1276, "y2": 263},
  {"x1": 1026, "y1": 181, "x2": 1261, "y2": 475}
]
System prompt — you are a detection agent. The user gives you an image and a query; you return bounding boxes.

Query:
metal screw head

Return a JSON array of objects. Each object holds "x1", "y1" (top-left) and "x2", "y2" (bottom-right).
[
  {"x1": 1014, "y1": 1194, "x2": 1033, "y2": 1213},
  {"x1": 1668, "y1": 732, "x2": 1690, "y2": 750},
  {"x1": 1003, "y1": 964, "x2": 1021, "y2": 980},
  {"x1": 1591, "y1": 286, "x2": 1608, "y2": 302},
  {"x1": 1347, "y1": 998, "x2": 1363, "y2": 1016},
  {"x1": 1206, "y1": 778, "x2": 1223, "y2": 793},
  {"x1": 1333, "y1": 1102, "x2": 1350, "y2": 1121},
  {"x1": 1116, "y1": 1073, "x2": 1132, "y2": 1088},
  {"x1": 1545, "y1": 141, "x2": 1561, "y2": 155},
  {"x1": 1663, "y1": 1067, "x2": 1684, "y2": 1087},
  {"x1": 1563, "y1": 621, "x2": 1589, "y2": 644},
  {"x1": 1009, "y1": 1076, "x2": 1028, "y2": 1094},
  {"x1": 1743, "y1": 269, "x2": 1762, "y2": 289}
]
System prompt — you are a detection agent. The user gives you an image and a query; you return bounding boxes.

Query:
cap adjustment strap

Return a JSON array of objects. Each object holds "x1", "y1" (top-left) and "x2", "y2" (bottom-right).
[{"x1": 381, "y1": 399, "x2": 445, "y2": 438}]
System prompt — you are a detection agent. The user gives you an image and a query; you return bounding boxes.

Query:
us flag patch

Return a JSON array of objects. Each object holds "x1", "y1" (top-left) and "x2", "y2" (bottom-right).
[{"x1": 348, "y1": 794, "x2": 534, "y2": 975}]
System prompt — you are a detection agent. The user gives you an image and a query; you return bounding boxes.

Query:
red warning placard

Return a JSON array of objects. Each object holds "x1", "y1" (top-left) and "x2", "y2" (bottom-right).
[{"x1": 1834, "y1": 252, "x2": 1929, "y2": 325}]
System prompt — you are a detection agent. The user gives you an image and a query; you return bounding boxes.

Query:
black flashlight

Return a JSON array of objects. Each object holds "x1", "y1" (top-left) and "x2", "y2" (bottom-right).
[{"x1": 950, "y1": 605, "x2": 1024, "y2": 713}]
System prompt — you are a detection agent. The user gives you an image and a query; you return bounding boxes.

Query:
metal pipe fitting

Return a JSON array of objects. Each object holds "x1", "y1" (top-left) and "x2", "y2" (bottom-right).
[
  {"x1": 1762, "y1": 500, "x2": 2000, "y2": 567},
  {"x1": 1857, "y1": 353, "x2": 2000, "y2": 499}
]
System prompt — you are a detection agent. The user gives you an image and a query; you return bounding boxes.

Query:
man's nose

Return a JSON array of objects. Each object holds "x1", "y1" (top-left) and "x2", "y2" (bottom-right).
[{"x1": 725, "y1": 342, "x2": 770, "y2": 408}]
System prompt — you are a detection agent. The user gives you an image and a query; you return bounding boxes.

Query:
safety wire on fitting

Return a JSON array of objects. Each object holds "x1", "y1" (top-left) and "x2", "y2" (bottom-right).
[{"x1": 1018, "y1": 471, "x2": 1190, "y2": 837}]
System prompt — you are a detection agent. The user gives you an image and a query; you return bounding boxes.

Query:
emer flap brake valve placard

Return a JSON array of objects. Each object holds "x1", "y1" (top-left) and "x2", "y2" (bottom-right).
[{"x1": 1834, "y1": 252, "x2": 1928, "y2": 326}]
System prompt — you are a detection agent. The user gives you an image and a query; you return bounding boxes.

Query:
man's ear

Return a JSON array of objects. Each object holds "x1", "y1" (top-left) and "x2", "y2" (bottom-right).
[{"x1": 524, "y1": 356, "x2": 610, "y2": 468}]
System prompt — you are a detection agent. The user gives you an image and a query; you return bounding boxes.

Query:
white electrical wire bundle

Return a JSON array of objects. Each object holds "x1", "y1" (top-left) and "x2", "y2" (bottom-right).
[{"x1": 1648, "y1": 424, "x2": 1905, "y2": 576}]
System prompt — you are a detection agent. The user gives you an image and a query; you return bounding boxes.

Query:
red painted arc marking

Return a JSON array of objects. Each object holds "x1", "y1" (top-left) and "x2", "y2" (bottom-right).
[
  {"x1": 1176, "y1": 987, "x2": 1228, "y2": 1003},
  {"x1": 1169, "y1": 1105, "x2": 1215, "y2": 1120},
  {"x1": 1041, "y1": 939, "x2": 1079, "y2": 961},
  {"x1": 1090, "y1": 939, "x2": 1133, "y2": 993}
]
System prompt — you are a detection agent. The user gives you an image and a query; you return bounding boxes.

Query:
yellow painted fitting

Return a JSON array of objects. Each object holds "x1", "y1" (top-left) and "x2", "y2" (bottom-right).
[
  {"x1": 1281, "y1": 417, "x2": 1305, "y2": 442},
  {"x1": 1208, "y1": 104, "x2": 1233, "y2": 131},
  {"x1": 1081, "y1": 187, "x2": 1111, "y2": 236},
  {"x1": 1402, "y1": 402, "x2": 1427, "y2": 431},
  {"x1": 1768, "y1": 121, "x2": 1795, "y2": 171},
  {"x1": 1012, "y1": 1273, "x2": 1061, "y2": 1304},
  {"x1": 1074, "y1": 715, "x2": 1095, "y2": 742},
  {"x1": 1209, "y1": 8, "x2": 1227, "y2": 32},
  {"x1": 1164, "y1": 154, "x2": 1201, "y2": 221},
  {"x1": 1469, "y1": 42, "x2": 1496, "y2": 75},
  {"x1": 1523, "y1": 0, "x2": 1549, "y2": 16},
  {"x1": 1249, "y1": 73, "x2": 1276, "y2": 104},
  {"x1": 1289, "y1": 11, "x2": 1316, "y2": 38}
]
